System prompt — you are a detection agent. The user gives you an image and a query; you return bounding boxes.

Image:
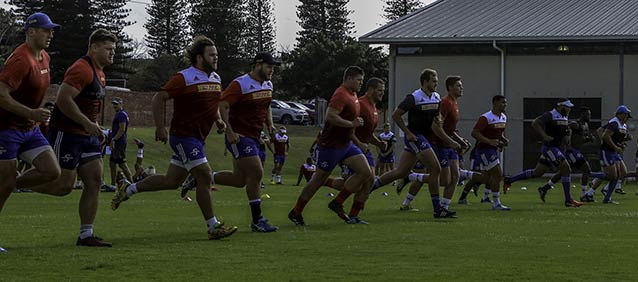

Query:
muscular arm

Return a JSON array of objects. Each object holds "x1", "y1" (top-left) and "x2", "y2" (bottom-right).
[
  {"x1": 325, "y1": 107, "x2": 357, "y2": 128},
  {"x1": 431, "y1": 114, "x2": 458, "y2": 147},
  {"x1": 56, "y1": 82, "x2": 95, "y2": 128},
  {"x1": 0, "y1": 82, "x2": 38, "y2": 120},
  {"x1": 602, "y1": 128, "x2": 622, "y2": 152},
  {"x1": 392, "y1": 108, "x2": 411, "y2": 136},
  {"x1": 219, "y1": 101, "x2": 233, "y2": 133},
  {"x1": 152, "y1": 91, "x2": 169, "y2": 128},
  {"x1": 532, "y1": 117, "x2": 551, "y2": 140},
  {"x1": 471, "y1": 128, "x2": 495, "y2": 145}
]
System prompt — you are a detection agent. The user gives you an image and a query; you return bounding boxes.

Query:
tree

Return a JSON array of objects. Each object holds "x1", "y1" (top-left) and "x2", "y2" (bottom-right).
[
  {"x1": 1, "y1": 7, "x2": 20, "y2": 65},
  {"x1": 127, "y1": 54, "x2": 188, "y2": 91},
  {"x1": 144, "y1": 0, "x2": 189, "y2": 58},
  {"x1": 5, "y1": 0, "x2": 45, "y2": 22},
  {"x1": 92, "y1": 0, "x2": 135, "y2": 80},
  {"x1": 296, "y1": 0, "x2": 353, "y2": 48},
  {"x1": 189, "y1": 0, "x2": 246, "y2": 85},
  {"x1": 243, "y1": 0, "x2": 276, "y2": 56},
  {"x1": 384, "y1": 0, "x2": 423, "y2": 22}
]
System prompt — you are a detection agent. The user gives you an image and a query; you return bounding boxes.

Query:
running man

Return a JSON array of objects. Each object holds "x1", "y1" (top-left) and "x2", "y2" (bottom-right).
[
  {"x1": 111, "y1": 36, "x2": 237, "y2": 240},
  {"x1": 0, "y1": 12, "x2": 62, "y2": 253},
  {"x1": 371, "y1": 69, "x2": 459, "y2": 218},
  {"x1": 504, "y1": 98, "x2": 582, "y2": 207},
  {"x1": 376, "y1": 123, "x2": 397, "y2": 176},
  {"x1": 288, "y1": 66, "x2": 373, "y2": 225},
  {"x1": 271, "y1": 126, "x2": 289, "y2": 184},
  {"x1": 598, "y1": 105, "x2": 631, "y2": 204},
  {"x1": 108, "y1": 97, "x2": 133, "y2": 188}
]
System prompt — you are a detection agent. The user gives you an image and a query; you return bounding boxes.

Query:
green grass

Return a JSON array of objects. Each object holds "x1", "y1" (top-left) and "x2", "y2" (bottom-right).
[{"x1": 1, "y1": 126, "x2": 637, "y2": 281}]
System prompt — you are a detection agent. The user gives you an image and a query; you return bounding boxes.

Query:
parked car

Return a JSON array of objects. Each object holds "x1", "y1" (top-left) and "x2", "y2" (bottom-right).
[
  {"x1": 286, "y1": 101, "x2": 316, "y2": 125},
  {"x1": 271, "y1": 99, "x2": 309, "y2": 125}
]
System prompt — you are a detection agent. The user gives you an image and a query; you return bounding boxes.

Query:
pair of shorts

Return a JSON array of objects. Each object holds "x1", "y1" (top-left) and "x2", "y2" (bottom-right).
[
  {"x1": 226, "y1": 136, "x2": 260, "y2": 160},
  {"x1": 258, "y1": 149, "x2": 266, "y2": 162},
  {"x1": 432, "y1": 145, "x2": 460, "y2": 168},
  {"x1": 170, "y1": 135, "x2": 208, "y2": 171},
  {"x1": 468, "y1": 151, "x2": 482, "y2": 171},
  {"x1": 342, "y1": 150, "x2": 375, "y2": 175},
  {"x1": 0, "y1": 127, "x2": 51, "y2": 163},
  {"x1": 475, "y1": 148, "x2": 500, "y2": 171},
  {"x1": 274, "y1": 154, "x2": 286, "y2": 165},
  {"x1": 48, "y1": 129, "x2": 102, "y2": 170},
  {"x1": 565, "y1": 149, "x2": 587, "y2": 168},
  {"x1": 377, "y1": 152, "x2": 395, "y2": 163},
  {"x1": 110, "y1": 140, "x2": 127, "y2": 164},
  {"x1": 315, "y1": 142, "x2": 363, "y2": 172},
  {"x1": 600, "y1": 150, "x2": 622, "y2": 168},
  {"x1": 538, "y1": 145, "x2": 567, "y2": 168},
  {"x1": 404, "y1": 134, "x2": 432, "y2": 154}
]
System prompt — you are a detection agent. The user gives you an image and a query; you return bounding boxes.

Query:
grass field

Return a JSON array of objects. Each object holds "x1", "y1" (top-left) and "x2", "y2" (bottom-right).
[{"x1": 1, "y1": 126, "x2": 637, "y2": 281}]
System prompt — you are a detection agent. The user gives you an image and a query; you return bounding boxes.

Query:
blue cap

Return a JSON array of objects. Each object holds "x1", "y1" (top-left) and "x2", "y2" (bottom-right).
[
  {"x1": 24, "y1": 12, "x2": 60, "y2": 30},
  {"x1": 616, "y1": 105, "x2": 632, "y2": 118}
]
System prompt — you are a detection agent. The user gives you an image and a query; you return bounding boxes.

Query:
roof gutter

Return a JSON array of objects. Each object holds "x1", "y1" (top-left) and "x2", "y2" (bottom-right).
[{"x1": 492, "y1": 40, "x2": 505, "y2": 96}]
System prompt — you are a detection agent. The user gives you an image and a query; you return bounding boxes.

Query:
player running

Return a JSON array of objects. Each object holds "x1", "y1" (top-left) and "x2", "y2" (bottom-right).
[
  {"x1": 597, "y1": 105, "x2": 632, "y2": 204},
  {"x1": 270, "y1": 126, "x2": 289, "y2": 184}
]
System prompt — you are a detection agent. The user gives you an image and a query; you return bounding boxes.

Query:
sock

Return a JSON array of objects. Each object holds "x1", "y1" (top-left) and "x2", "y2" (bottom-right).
[
  {"x1": 403, "y1": 193, "x2": 415, "y2": 206},
  {"x1": 580, "y1": 185, "x2": 588, "y2": 197},
  {"x1": 459, "y1": 190, "x2": 470, "y2": 201},
  {"x1": 408, "y1": 173, "x2": 424, "y2": 182},
  {"x1": 587, "y1": 187, "x2": 595, "y2": 196},
  {"x1": 335, "y1": 189, "x2": 352, "y2": 205},
  {"x1": 509, "y1": 169, "x2": 534, "y2": 183},
  {"x1": 206, "y1": 216, "x2": 219, "y2": 233},
  {"x1": 441, "y1": 198, "x2": 451, "y2": 210},
  {"x1": 79, "y1": 224, "x2": 94, "y2": 239},
  {"x1": 590, "y1": 172, "x2": 605, "y2": 179},
  {"x1": 271, "y1": 173, "x2": 275, "y2": 181},
  {"x1": 249, "y1": 199, "x2": 263, "y2": 224},
  {"x1": 211, "y1": 172, "x2": 217, "y2": 185},
  {"x1": 349, "y1": 200, "x2": 365, "y2": 217},
  {"x1": 371, "y1": 176, "x2": 382, "y2": 191},
  {"x1": 483, "y1": 188, "x2": 490, "y2": 200},
  {"x1": 561, "y1": 176, "x2": 572, "y2": 202},
  {"x1": 604, "y1": 180, "x2": 618, "y2": 202},
  {"x1": 616, "y1": 182, "x2": 622, "y2": 190},
  {"x1": 137, "y1": 149, "x2": 143, "y2": 158},
  {"x1": 492, "y1": 192, "x2": 501, "y2": 206},
  {"x1": 431, "y1": 194, "x2": 441, "y2": 212},
  {"x1": 546, "y1": 179, "x2": 554, "y2": 187},
  {"x1": 325, "y1": 178, "x2": 335, "y2": 188},
  {"x1": 602, "y1": 183, "x2": 610, "y2": 193},
  {"x1": 459, "y1": 169, "x2": 474, "y2": 180},
  {"x1": 276, "y1": 175, "x2": 281, "y2": 183},
  {"x1": 294, "y1": 197, "x2": 308, "y2": 214},
  {"x1": 126, "y1": 183, "x2": 138, "y2": 197}
]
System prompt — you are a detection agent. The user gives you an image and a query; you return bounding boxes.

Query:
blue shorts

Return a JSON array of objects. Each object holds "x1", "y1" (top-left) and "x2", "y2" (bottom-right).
[
  {"x1": 377, "y1": 152, "x2": 395, "y2": 163},
  {"x1": 404, "y1": 134, "x2": 432, "y2": 154},
  {"x1": 468, "y1": 150, "x2": 482, "y2": 171},
  {"x1": 258, "y1": 149, "x2": 266, "y2": 163},
  {"x1": 226, "y1": 136, "x2": 260, "y2": 160},
  {"x1": 600, "y1": 150, "x2": 622, "y2": 167},
  {"x1": 48, "y1": 129, "x2": 102, "y2": 170},
  {"x1": 343, "y1": 150, "x2": 375, "y2": 175},
  {"x1": 565, "y1": 148, "x2": 587, "y2": 168},
  {"x1": 274, "y1": 154, "x2": 286, "y2": 165},
  {"x1": 432, "y1": 145, "x2": 460, "y2": 168},
  {"x1": 538, "y1": 145, "x2": 566, "y2": 167},
  {"x1": 475, "y1": 148, "x2": 500, "y2": 171},
  {"x1": 110, "y1": 140, "x2": 127, "y2": 164},
  {"x1": 170, "y1": 135, "x2": 208, "y2": 171},
  {"x1": 0, "y1": 127, "x2": 51, "y2": 162},
  {"x1": 316, "y1": 142, "x2": 362, "y2": 172}
]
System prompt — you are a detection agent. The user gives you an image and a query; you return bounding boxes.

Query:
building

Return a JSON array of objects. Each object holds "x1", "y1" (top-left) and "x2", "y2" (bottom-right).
[{"x1": 360, "y1": 0, "x2": 638, "y2": 174}]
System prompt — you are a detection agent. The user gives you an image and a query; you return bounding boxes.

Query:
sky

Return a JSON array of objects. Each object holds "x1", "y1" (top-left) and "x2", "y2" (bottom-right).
[{"x1": 2, "y1": 0, "x2": 435, "y2": 50}]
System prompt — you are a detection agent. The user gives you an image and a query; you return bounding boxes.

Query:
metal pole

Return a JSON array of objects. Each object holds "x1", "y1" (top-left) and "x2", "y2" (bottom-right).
[{"x1": 258, "y1": 0, "x2": 263, "y2": 52}]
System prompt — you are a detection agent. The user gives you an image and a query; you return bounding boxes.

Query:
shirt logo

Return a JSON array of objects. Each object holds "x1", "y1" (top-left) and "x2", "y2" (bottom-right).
[
  {"x1": 243, "y1": 146, "x2": 253, "y2": 154},
  {"x1": 420, "y1": 104, "x2": 438, "y2": 111},
  {"x1": 320, "y1": 161, "x2": 329, "y2": 168},
  {"x1": 252, "y1": 90, "x2": 272, "y2": 100},
  {"x1": 190, "y1": 148, "x2": 200, "y2": 157},
  {"x1": 197, "y1": 84, "x2": 221, "y2": 92},
  {"x1": 194, "y1": 76, "x2": 200, "y2": 81},
  {"x1": 61, "y1": 154, "x2": 73, "y2": 162},
  {"x1": 493, "y1": 123, "x2": 506, "y2": 129},
  {"x1": 40, "y1": 68, "x2": 49, "y2": 74}
]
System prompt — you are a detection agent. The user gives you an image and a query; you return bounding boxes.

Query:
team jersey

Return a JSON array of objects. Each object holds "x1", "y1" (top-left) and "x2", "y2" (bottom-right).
[
  {"x1": 318, "y1": 85, "x2": 360, "y2": 149},
  {"x1": 300, "y1": 163, "x2": 316, "y2": 180},
  {"x1": 569, "y1": 120, "x2": 591, "y2": 149},
  {"x1": 111, "y1": 110, "x2": 129, "y2": 143},
  {"x1": 221, "y1": 74, "x2": 273, "y2": 138},
  {"x1": 274, "y1": 133, "x2": 288, "y2": 155},
  {"x1": 429, "y1": 94, "x2": 458, "y2": 145},
  {"x1": 161, "y1": 66, "x2": 222, "y2": 141},
  {"x1": 474, "y1": 110, "x2": 507, "y2": 150},
  {"x1": 354, "y1": 94, "x2": 378, "y2": 144},
  {"x1": 600, "y1": 117, "x2": 627, "y2": 151},
  {"x1": 50, "y1": 56, "x2": 106, "y2": 136},
  {"x1": 397, "y1": 89, "x2": 440, "y2": 137},
  {"x1": 0, "y1": 43, "x2": 51, "y2": 131},
  {"x1": 537, "y1": 109, "x2": 569, "y2": 147},
  {"x1": 379, "y1": 131, "x2": 397, "y2": 153}
]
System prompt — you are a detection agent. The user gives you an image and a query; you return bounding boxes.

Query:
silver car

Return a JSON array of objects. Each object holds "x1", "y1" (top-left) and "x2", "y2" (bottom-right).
[{"x1": 271, "y1": 99, "x2": 309, "y2": 125}]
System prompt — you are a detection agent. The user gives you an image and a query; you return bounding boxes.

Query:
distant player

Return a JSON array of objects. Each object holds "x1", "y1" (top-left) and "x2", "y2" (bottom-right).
[
  {"x1": 108, "y1": 97, "x2": 133, "y2": 188},
  {"x1": 504, "y1": 98, "x2": 582, "y2": 207},
  {"x1": 270, "y1": 126, "x2": 289, "y2": 184},
  {"x1": 0, "y1": 12, "x2": 62, "y2": 253},
  {"x1": 111, "y1": 36, "x2": 238, "y2": 240},
  {"x1": 597, "y1": 106, "x2": 631, "y2": 204},
  {"x1": 131, "y1": 138, "x2": 155, "y2": 182},
  {"x1": 376, "y1": 123, "x2": 396, "y2": 176},
  {"x1": 296, "y1": 157, "x2": 316, "y2": 186}
]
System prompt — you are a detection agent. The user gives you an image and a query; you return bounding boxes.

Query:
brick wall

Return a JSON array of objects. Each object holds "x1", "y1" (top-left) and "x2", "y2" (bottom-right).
[{"x1": 44, "y1": 85, "x2": 172, "y2": 127}]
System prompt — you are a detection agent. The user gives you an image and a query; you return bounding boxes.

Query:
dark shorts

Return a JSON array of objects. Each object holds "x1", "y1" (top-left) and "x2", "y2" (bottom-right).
[
  {"x1": 226, "y1": 136, "x2": 260, "y2": 160},
  {"x1": 538, "y1": 145, "x2": 566, "y2": 168},
  {"x1": 0, "y1": 127, "x2": 51, "y2": 162},
  {"x1": 316, "y1": 142, "x2": 363, "y2": 172},
  {"x1": 432, "y1": 145, "x2": 459, "y2": 168},
  {"x1": 468, "y1": 151, "x2": 482, "y2": 171},
  {"x1": 169, "y1": 135, "x2": 207, "y2": 171},
  {"x1": 377, "y1": 152, "x2": 395, "y2": 164},
  {"x1": 48, "y1": 129, "x2": 102, "y2": 170},
  {"x1": 404, "y1": 134, "x2": 432, "y2": 154},
  {"x1": 565, "y1": 148, "x2": 587, "y2": 168},
  {"x1": 258, "y1": 147, "x2": 266, "y2": 162},
  {"x1": 274, "y1": 154, "x2": 286, "y2": 165},
  {"x1": 475, "y1": 148, "x2": 500, "y2": 171},
  {"x1": 110, "y1": 140, "x2": 127, "y2": 164},
  {"x1": 600, "y1": 150, "x2": 622, "y2": 167}
]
